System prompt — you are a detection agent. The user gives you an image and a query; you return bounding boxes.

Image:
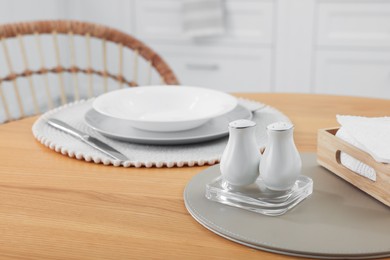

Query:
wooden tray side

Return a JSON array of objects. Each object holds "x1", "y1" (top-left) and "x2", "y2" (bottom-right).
[{"x1": 317, "y1": 128, "x2": 390, "y2": 207}]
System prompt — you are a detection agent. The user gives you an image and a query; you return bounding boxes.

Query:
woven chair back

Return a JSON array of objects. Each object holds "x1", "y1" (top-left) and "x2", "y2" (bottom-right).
[{"x1": 0, "y1": 20, "x2": 179, "y2": 122}]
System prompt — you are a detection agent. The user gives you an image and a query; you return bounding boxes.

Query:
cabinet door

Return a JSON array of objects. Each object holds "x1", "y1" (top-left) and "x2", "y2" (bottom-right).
[
  {"x1": 0, "y1": 0, "x2": 63, "y2": 23},
  {"x1": 67, "y1": 0, "x2": 132, "y2": 33},
  {"x1": 314, "y1": 51, "x2": 390, "y2": 98},
  {"x1": 317, "y1": 1, "x2": 390, "y2": 47},
  {"x1": 134, "y1": 0, "x2": 274, "y2": 46},
  {"x1": 161, "y1": 49, "x2": 272, "y2": 93}
]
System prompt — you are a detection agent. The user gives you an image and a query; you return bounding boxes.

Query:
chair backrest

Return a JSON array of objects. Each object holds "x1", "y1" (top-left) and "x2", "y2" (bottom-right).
[{"x1": 0, "y1": 20, "x2": 179, "y2": 122}]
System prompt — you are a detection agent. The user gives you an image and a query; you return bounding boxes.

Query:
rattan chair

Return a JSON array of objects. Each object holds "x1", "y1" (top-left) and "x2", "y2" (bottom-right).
[{"x1": 0, "y1": 20, "x2": 179, "y2": 123}]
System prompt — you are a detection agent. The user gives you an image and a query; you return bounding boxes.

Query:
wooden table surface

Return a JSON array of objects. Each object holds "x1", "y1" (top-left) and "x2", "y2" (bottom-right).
[{"x1": 1, "y1": 93, "x2": 389, "y2": 260}]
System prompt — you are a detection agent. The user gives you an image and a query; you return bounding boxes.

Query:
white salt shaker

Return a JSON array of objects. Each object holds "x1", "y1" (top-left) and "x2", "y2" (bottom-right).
[
  {"x1": 220, "y1": 119, "x2": 261, "y2": 186},
  {"x1": 260, "y1": 122, "x2": 302, "y2": 191}
]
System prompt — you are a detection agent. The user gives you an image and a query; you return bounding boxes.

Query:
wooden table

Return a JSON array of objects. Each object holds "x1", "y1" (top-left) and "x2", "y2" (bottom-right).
[{"x1": 1, "y1": 93, "x2": 389, "y2": 259}]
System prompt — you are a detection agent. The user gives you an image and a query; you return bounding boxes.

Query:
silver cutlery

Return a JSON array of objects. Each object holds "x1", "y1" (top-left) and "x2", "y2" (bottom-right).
[
  {"x1": 47, "y1": 118, "x2": 128, "y2": 161},
  {"x1": 250, "y1": 104, "x2": 267, "y2": 113},
  {"x1": 238, "y1": 99, "x2": 267, "y2": 114}
]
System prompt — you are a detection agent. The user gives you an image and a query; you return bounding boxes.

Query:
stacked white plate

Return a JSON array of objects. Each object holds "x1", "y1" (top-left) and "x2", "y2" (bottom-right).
[{"x1": 84, "y1": 85, "x2": 252, "y2": 145}]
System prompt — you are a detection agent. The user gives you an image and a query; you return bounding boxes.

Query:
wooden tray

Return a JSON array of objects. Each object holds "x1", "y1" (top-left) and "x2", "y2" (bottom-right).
[{"x1": 317, "y1": 128, "x2": 390, "y2": 207}]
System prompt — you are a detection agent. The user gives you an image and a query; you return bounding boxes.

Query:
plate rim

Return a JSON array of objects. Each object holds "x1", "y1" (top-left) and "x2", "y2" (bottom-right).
[
  {"x1": 92, "y1": 85, "x2": 238, "y2": 123},
  {"x1": 84, "y1": 104, "x2": 252, "y2": 144}
]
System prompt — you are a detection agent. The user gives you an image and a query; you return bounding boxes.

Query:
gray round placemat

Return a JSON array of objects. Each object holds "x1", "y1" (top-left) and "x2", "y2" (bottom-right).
[{"x1": 184, "y1": 153, "x2": 390, "y2": 259}]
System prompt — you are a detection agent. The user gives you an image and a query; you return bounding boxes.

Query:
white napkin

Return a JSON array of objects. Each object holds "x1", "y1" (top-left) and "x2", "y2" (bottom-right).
[
  {"x1": 335, "y1": 127, "x2": 376, "y2": 181},
  {"x1": 335, "y1": 115, "x2": 390, "y2": 182},
  {"x1": 182, "y1": 0, "x2": 226, "y2": 38},
  {"x1": 337, "y1": 115, "x2": 390, "y2": 163}
]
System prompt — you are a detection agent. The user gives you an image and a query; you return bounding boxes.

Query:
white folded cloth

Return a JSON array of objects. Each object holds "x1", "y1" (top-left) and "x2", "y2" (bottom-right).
[
  {"x1": 335, "y1": 115, "x2": 390, "y2": 182},
  {"x1": 182, "y1": 0, "x2": 226, "y2": 38},
  {"x1": 336, "y1": 127, "x2": 376, "y2": 181},
  {"x1": 337, "y1": 115, "x2": 390, "y2": 163}
]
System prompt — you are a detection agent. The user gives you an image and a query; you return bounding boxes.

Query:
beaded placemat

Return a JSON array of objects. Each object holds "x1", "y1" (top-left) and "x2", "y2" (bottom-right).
[{"x1": 32, "y1": 99, "x2": 289, "y2": 168}]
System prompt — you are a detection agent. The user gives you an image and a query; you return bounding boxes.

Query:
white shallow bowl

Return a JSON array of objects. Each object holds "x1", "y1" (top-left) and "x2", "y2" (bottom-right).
[{"x1": 92, "y1": 85, "x2": 238, "y2": 132}]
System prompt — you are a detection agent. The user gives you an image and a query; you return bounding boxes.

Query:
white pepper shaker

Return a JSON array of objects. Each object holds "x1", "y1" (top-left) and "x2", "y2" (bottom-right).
[
  {"x1": 260, "y1": 122, "x2": 302, "y2": 191},
  {"x1": 220, "y1": 119, "x2": 261, "y2": 186}
]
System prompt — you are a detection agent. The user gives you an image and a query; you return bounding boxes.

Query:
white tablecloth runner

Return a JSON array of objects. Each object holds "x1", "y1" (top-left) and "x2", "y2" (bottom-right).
[{"x1": 32, "y1": 99, "x2": 290, "y2": 168}]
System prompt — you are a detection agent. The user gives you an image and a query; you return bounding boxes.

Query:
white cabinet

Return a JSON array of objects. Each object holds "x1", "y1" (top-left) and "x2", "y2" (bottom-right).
[
  {"x1": 314, "y1": 51, "x2": 390, "y2": 98},
  {"x1": 66, "y1": 0, "x2": 133, "y2": 34},
  {"x1": 134, "y1": 0, "x2": 274, "y2": 46},
  {"x1": 158, "y1": 46, "x2": 272, "y2": 92},
  {"x1": 135, "y1": 0, "x2": 390, "y2": 98},
  {"x1": 0, "y1": 0, "x2": 389, "y2": 98},
  {"x1": 0, "y1": 0, "x2": 64, "y2": 24},
  {"x1": 318, "y1": 2, "x2": 390, "y2": 47},
  {"x1": 314, "y1": 0, "x2": 390, "y2": 98},
  {"x1": 133, "y1": 0, "x2": 274, "y2": 92}
]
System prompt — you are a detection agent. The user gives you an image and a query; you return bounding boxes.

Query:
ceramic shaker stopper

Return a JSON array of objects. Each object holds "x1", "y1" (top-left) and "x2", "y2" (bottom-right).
[
  {"x1": 220, "y1": 119, "x2": 261, "y2": 186},
  {"x1": 260, "y1": 122, "x2": 302, "y2": 191}
]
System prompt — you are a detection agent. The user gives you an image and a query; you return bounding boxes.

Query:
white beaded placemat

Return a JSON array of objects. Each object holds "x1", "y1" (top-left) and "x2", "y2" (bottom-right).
[{"x1": 32, "y1": 99, "x2": 290, "y2": 168}]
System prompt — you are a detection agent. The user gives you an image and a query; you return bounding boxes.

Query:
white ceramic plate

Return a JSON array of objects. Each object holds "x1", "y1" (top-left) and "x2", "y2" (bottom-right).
[
  {"x1": 84, "y1": 105, "x2": 252, "y2": 145},
  {"x1": 92, "y1": 86, "x2": 238, "y2": 132}
]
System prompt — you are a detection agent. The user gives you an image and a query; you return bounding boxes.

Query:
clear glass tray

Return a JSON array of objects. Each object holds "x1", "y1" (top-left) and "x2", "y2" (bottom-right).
[{"x1": 206, "y1": 175, "x2": 313, "y2": 216}]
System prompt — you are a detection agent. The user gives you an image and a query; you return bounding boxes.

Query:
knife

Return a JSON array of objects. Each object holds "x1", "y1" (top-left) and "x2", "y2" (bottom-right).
[{"x1": 47, "y1": 118, "x2": 128, "y2": 161}]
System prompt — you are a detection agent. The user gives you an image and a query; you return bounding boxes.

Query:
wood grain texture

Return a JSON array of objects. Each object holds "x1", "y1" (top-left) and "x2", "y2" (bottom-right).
[
  {"x1": 317, "y1": 128, "x2": 390, "y2": 207},
  {"x1": 0, "y1": 93, "x2": 390, "y2": 260}
]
